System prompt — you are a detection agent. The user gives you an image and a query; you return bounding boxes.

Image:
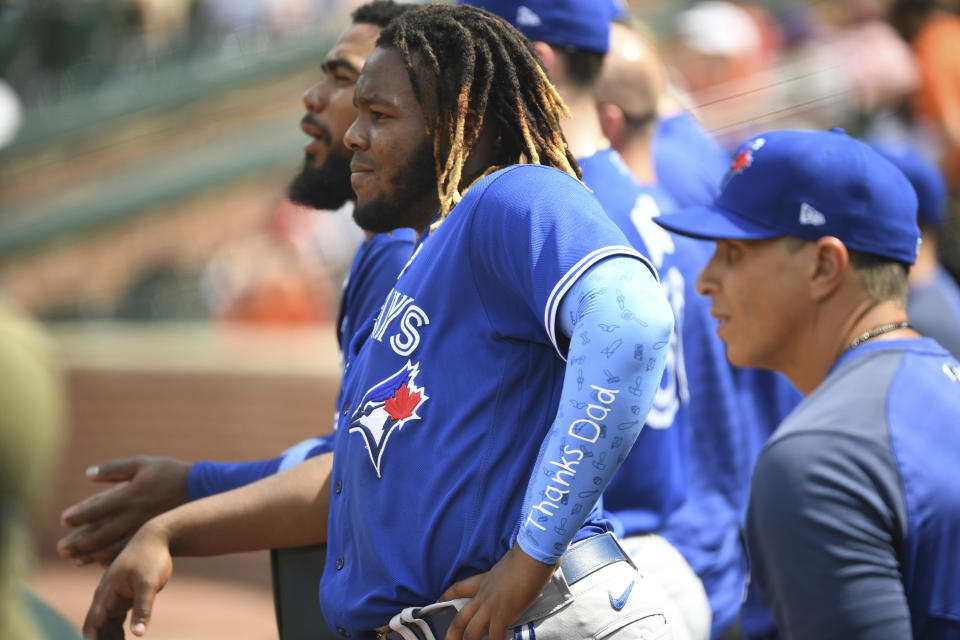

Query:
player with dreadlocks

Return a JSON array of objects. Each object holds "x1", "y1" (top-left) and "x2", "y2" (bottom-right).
[
  {"x1": 394, "y1": 5, "x2": 579, "y2": 216},
  {"x1": 82, "y1": 5, "x2": 676, "y2": 640},
  {"x1": 351, "y1": 1, "x2": 580, "y2": 229}
]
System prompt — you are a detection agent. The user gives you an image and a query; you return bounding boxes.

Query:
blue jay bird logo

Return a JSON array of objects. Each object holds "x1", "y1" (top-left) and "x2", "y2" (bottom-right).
[{"x1": 349, "y1": 361, "x2": 428, "y2": 477}]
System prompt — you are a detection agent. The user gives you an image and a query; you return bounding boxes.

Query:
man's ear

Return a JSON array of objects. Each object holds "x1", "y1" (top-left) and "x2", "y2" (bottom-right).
[
  {"x1": 809, "y1": 236, "x2": 849, "y2": 302},
  {"x1": 598, "y1": 102, "x2": 626, "y2": 148},
  {"x1": 533, "y1": 41, "x2": 559, "y2": 82}
]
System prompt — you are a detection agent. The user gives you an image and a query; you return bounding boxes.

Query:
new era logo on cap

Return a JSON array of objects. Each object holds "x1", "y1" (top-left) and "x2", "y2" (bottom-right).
[
  {"x1": 516, "y1": 5, "x2": 542, "y2": 26},
  {"x1": 798, "y1": 203, "x2": 825, "y2": 226}
]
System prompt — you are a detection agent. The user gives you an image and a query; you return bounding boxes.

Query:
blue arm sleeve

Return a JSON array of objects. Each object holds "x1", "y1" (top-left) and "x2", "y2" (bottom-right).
[
  {"x1": 187, "y1": 434, "x2": 335, "y2": 500},
  {"x1": 516, "y1": 256, "x2": 674, "y2": 563}
]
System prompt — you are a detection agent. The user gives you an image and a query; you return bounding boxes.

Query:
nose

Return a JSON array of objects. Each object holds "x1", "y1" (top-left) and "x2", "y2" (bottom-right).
[
  {"x1": 695, "y1": 245, "x2": 721, "y2": 296},
  {"x1": 302, "y1": 80, "x2": 328, "y2": 113},
  {"x1": 344, "y1": 115, "x2": 366, "y2": 153}
]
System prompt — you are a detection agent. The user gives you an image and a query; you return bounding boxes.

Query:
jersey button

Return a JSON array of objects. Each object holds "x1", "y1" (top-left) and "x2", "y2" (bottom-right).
[
  {"x1": 336, "y1": 626, "x2": 350, "y2": 637},
  {"x1": 335, "y1": 481, "x2": 342, "y2": 495},
  {"x1": 336, "y1": 556, "x2": 344, "y2": 570}
]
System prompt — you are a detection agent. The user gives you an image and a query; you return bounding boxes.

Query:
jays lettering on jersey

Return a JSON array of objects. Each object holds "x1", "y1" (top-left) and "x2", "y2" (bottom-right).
[
  {"x1": 337, "y1": 229, "x2": 416, "y2": 366},
  {"x1": 321, "y1": 164, "x2": 652, "y2": 636}
]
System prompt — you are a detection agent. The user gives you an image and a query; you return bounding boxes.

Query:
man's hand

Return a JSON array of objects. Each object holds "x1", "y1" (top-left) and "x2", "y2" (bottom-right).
[
  {"x1": 439, "y1": 545, "x2": 558, "y2": 640},
  {"x1": 58, "y1": 456, "x2": 191, "y2": 567},
  {"x1": 82, "y1": 521, "x2": 173, "y2": 639}
]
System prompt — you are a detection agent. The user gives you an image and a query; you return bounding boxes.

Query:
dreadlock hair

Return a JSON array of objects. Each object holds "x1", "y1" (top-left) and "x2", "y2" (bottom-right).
[
  {"x1": 377, "y1": 3, "x2": 580, "y2": 226},
  {"x1": 351, "y1": 0, "x2": 413, "y2": 29}
]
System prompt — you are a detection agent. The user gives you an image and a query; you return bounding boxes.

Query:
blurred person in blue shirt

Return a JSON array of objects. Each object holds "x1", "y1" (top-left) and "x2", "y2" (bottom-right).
[{"x1": 872, "y1": 140, "x2": 960, "y2": 359}]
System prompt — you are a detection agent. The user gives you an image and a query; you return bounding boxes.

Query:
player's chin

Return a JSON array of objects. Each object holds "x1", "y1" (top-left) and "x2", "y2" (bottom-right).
[
  {"x1": 718, "y1": 330, "x2": 745, "y2": 366},
  {"x1": 723, "y1": 340, "x2": 758, "y2": 370}
]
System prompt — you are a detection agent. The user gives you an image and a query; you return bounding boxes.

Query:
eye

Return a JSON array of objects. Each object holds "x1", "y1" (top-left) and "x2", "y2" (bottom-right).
[
  {"x1": 721, "y1": 241, "x2": 743, "y2": 266},
  {"x1": 334, "y1": 73, "x2": 354, "y2": 87},
  {"x1": 371, "y1": 109, "x2": 389, "y2": 121}
]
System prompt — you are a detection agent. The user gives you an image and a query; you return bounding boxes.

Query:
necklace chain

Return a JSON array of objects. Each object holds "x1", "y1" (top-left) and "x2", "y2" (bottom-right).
[{"x1": 846, "y1": 321, "x2": 912, "y2": 352}]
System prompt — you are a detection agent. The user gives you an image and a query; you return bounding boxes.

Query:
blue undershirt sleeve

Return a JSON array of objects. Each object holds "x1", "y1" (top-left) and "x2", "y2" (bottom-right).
[
  {"x1": 516, "y1": 256, "x2": 674, "y2": 563},
  {"x1": 186, "y1": 434, "x2": 335, "y2": 501}
]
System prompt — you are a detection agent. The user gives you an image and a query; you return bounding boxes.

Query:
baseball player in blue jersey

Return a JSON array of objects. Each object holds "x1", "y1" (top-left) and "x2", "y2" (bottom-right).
[
  {"x1": 655, "y1": 128, "x2": 960, "y2": 638},
  {"x1": 81, "y1": 5, "x2": 676, "y2": 640},
  {"x1": 596, "y1": 21, "x2": 806, "y2": 639},
  {"x1": 461, "y1": 3, "x2": 711, "y2": 638},
  {"x1": 870, "y1": 140, "x2": 960, "y2": 360},
  {"x1": 469, "y1": 5, "x2": 787, "y2": 639}
]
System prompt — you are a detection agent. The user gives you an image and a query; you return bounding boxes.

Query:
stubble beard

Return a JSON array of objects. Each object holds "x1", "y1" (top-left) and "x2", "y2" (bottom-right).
[{"x1": 353, "y1": 138, "x2": 437, "y2": 234}]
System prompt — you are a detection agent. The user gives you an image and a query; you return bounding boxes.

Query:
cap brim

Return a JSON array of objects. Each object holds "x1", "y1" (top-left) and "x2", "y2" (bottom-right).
[{"x1": 653, "y1": 205, "x2": 784, "y2": 241}]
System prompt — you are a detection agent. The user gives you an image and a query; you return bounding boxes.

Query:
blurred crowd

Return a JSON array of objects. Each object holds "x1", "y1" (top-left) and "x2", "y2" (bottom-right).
[
  {"x1": 0, "y1": 0, "x2": 957, "y2": 327},
  {"x1": 1, "y1": 0, "x2": 359, "y2": 108}
]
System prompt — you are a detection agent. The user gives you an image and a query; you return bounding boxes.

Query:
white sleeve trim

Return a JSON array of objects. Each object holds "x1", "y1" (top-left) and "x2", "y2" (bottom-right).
[
  {"x1": 543, "y1": 245, "x2": 658, "y2": 361},
  {"x1": 278, "y1": 436, "x2": 329, "y2": 472}
]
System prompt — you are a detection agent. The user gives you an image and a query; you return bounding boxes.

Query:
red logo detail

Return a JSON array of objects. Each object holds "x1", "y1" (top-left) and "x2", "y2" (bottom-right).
[
  {"x1": 731, "y1": 148, "x2": 753, "y2": 173},
  {"x1": 384, "y1": 383, "x2": 422, "y2": 421}
]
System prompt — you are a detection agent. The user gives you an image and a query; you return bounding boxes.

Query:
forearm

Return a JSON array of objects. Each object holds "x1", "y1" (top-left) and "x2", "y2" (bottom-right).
[
  {"x1": 150, "y1": 452, "x2": 333, "y2": 556},
  {"x1": 187, "y1": 435, "x2": 334, "y2": 500},
  {"x1": 518, "y1": 257, "x2": 674, "y2": 563}
]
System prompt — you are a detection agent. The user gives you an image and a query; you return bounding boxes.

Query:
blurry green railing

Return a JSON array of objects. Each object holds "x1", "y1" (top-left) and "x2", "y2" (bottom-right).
[{"x1": 0, "y1": 30, "x2": 339, "y2": 258}]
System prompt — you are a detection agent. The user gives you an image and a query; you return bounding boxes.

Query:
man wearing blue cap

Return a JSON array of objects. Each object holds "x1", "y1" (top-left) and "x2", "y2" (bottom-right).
[
  {"x1": 655, "y1": 128, "x2": 960, "y2": 638},
  {"x1": 871, "y1": 141, "x2": 960, "y2": 360}
]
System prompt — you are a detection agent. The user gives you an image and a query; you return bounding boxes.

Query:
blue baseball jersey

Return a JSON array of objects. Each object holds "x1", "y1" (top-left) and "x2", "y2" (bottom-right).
[
  {"x1": 338, "y1": 229, "x2": 417, "y2": 365},
  {"x1": 747, "y1": 338, "x2": 960, "y2": 638},
  {"x1": 186, "y1": 229, "x2": 415, "y2": 501},
  {"x1": 320, "y1": 164, "x2": 647, "y2": 635},
  {"x1": 579, "y1": 148, "x2": 714, "y2": 533},
  {"x1": 653, "y1": 111, "x2": 729, "y2": 209},
  {"x1": 908, "y1": 264, "x2": 960, "y2": 360}
]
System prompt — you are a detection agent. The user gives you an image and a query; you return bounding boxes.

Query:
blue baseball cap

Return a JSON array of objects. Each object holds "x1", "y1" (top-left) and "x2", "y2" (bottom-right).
[
  {"x1": 653, "y1": 128, "x2": 921, "y2": 265},
  {"x1": 869, "y1": 141, "x2": 947, "y2": 228},
  {"x1": 461, "y1": 0, "x2": 623, "y2": 53}
]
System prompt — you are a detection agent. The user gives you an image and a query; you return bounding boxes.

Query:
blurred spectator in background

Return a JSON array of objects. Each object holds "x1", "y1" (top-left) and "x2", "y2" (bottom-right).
[
  {"x1": 663, "y1": 0, "x2": 917, "y2": 150},
  {"x1": 0, "y1": 63, "x2": 76, "y2": 640},
  {"x1": 0, "y1": 78, "x2": 22, "y2": 148},
  {"x1": 820, "y1": 0, "x2": 918, "y2": 123},
  {"x1": 890, "y1": 0, "x2": 960, "y2": 191},
  {"x1": 668, "y1": 1, "x2": 767, "y2": 98},
  {"x1": 0, "y1": 0, "x2": 359, "y2": 110},
  {"x1": 201, "y1": 199, "x2": 337, "y2": 326},
  {"x1": 872, "y1": 140, "x2": 960, "y2": 359},
  {"x1": 0, "y1": 296, "x2": 79, "y2": 640},
  {"x1": 624, "y1": 16, "x2": 732, "y2": 209}
]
